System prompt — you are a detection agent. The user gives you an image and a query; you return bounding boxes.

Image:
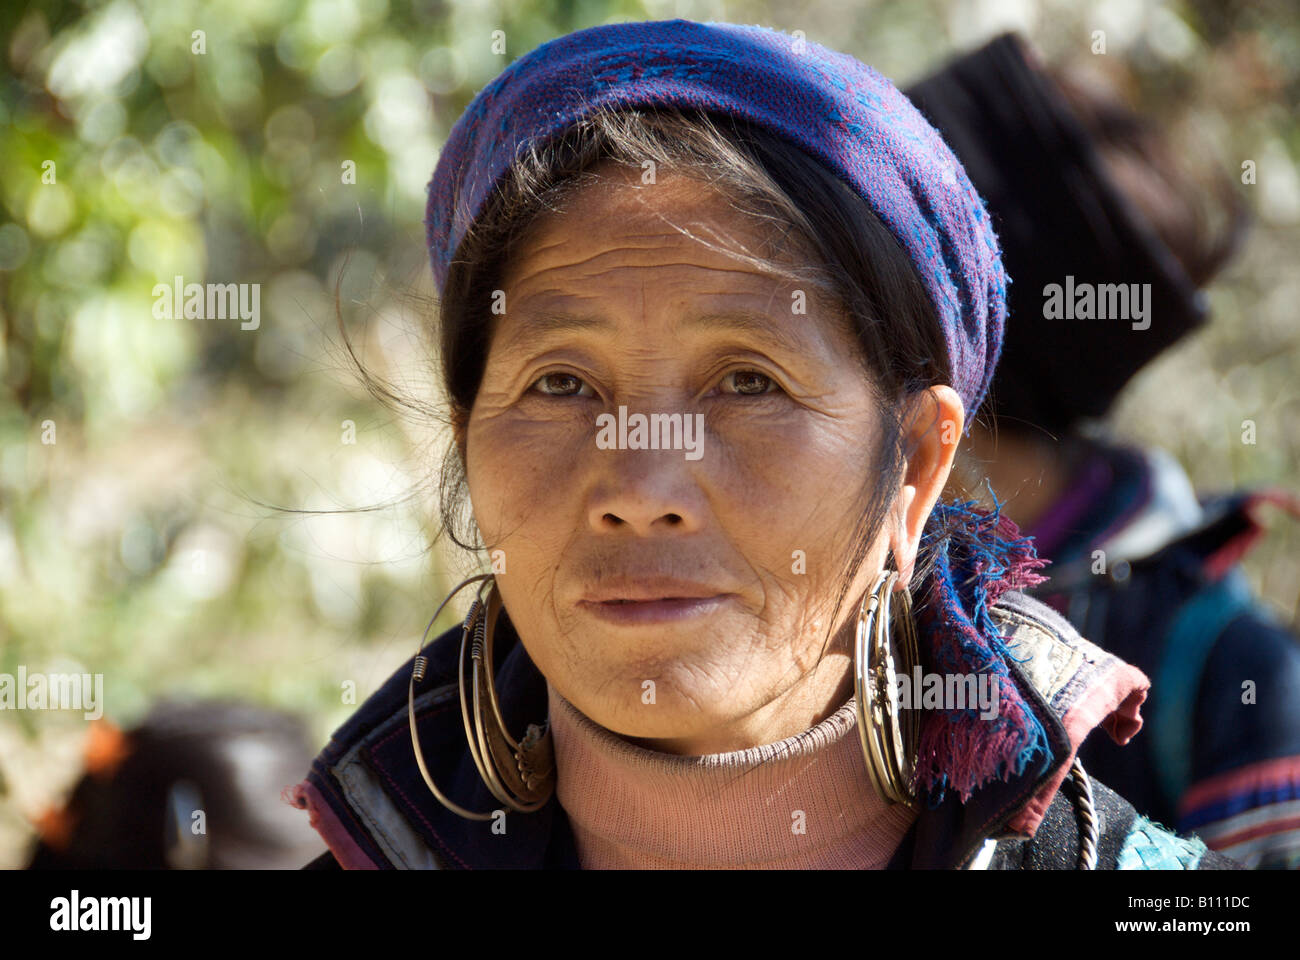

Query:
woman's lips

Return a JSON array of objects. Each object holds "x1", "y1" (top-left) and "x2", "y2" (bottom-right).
[{"x1": 577, "y1": 595, "x2": 734, "y2": 625}]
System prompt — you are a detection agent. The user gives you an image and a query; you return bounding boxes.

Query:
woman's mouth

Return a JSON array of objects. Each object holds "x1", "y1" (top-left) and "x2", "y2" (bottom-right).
[{"x1": 577, "y1": 595, "x2": 734, "y2": 625}]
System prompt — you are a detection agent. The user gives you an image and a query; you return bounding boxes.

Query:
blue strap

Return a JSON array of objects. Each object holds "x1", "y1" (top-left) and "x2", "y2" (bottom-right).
[{"x1": 1150, "y1": 567, "x2": 1255, "y2": 810}]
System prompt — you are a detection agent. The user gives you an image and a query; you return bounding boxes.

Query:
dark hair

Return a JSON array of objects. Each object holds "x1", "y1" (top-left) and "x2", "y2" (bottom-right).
[
  {"x1": 369, "y1": 102, "x2": 974, "y2": 659},
  {"x1": 1047, "y1": 65, "x2": 1248, "y2": 289}
]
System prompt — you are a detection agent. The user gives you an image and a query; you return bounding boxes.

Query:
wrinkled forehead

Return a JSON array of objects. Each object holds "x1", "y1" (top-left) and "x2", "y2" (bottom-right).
[
  {"x1": 493, "y1": 165, "x2": 858, "y2": 350},
  {"x1": 501, "y1": 165, "x2": 782, "y2": 290}
]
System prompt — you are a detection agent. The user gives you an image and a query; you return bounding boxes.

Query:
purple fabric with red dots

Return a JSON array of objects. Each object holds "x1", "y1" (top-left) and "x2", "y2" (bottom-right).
[{"x1": 424, "y1": 18, "x2": 1008, "y2": 424}]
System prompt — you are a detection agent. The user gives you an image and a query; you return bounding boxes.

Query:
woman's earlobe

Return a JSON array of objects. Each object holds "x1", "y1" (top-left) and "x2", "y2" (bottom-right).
[{"x1": 886, "y1": 524, "x2": 916, "y2": 591}]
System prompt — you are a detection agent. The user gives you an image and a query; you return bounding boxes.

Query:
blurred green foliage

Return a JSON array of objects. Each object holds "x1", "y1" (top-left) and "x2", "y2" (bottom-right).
[{"x1": 0, "y1": 0, "x2": 1297, "y2": 865}]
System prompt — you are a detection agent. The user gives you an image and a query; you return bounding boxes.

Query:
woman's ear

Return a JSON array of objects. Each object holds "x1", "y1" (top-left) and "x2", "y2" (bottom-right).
[{"x1": 889, "y1": 385, "x2": 964, "y2": 590}]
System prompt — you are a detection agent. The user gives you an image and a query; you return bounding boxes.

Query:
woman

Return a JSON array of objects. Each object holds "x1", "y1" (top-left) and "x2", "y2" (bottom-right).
[{"x1": 290, "y1": 18, "x2": 1239, "y2": 869}]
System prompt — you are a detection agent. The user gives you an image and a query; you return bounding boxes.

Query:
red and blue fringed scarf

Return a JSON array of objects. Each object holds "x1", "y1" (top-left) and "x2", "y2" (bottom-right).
[{"x1": 911, "y1": 494, "x2": 1053, "y2": 806}]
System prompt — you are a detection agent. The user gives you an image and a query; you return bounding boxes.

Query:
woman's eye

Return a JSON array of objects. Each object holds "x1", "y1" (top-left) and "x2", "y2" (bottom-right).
[
  {"x1": 528, "y1": 369, "x2": 776, "y2": 399},
  {"x1": 720, "y1": 369, "x2": 777, "y2": 396},
  {"x1": 531, "y1": 372, "x2": 593, "y2": 397}
]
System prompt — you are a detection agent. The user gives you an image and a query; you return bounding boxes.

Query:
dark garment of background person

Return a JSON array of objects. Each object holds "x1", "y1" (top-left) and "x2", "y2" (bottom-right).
[
  {"x1": 26, "y1": 699, "x2": 326, "y2": 869},
  {"x1": 1018, "y1": 427, "x2": 1300, "y2": 868}
]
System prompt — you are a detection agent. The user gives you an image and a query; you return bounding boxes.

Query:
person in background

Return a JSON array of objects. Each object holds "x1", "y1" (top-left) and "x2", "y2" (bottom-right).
[
  {"x1": 906, "y1": 33, "x2": 1300, "y2": 868},
  {"x1": 26, "y1": 700, "x2": 325, "y2": 869}
]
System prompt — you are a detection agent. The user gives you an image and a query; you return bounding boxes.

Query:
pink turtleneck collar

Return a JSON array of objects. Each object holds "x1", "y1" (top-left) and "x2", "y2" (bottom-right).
[{"x1": 546, "y1": 682, "x2": 916, "y2": 869}]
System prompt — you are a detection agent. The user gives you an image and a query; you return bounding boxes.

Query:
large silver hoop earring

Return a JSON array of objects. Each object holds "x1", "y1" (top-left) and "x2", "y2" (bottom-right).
[
  {"x1": 854, "y1": 568, "x2": 920, "y2": 809},
  {"x1": 407, "y1": 573, "x2": 555, "y2": 821}
]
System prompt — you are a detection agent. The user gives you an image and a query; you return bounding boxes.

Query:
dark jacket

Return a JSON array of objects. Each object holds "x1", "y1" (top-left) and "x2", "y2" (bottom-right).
[
  {"x1": 291, "y1": 589, "x2": 1239, "y2": 870},
  {"x1": 1024, "y1": 433, "x2": 1300, "y2": 868}
]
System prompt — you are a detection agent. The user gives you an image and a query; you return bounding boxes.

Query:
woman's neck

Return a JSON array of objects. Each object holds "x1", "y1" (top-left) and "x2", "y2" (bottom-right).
[{"x1": 546, "y1": 681, "x2": 917, "y2": 869}]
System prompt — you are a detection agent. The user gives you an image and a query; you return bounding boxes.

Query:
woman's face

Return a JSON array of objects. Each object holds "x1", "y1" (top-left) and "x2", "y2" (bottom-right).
[{"x1": 464, "y1": 163, "x2": 961, "y2": 754}]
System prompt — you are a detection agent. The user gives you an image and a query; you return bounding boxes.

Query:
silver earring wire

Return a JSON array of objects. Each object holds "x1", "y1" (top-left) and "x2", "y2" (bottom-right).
[
  {"x1": 408, "y1": 572, "x2": 553, "y2": 821},
  {"x1": 854, "y1": 567, "x2": 920, "y2": 809},
  {"x1": 408, "y1": 573, "x2": 497, "y2": 821}
]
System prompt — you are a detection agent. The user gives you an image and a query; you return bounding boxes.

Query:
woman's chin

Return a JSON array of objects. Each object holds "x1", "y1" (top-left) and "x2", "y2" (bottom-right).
[
  {"x1": 580, "y1": 701, "x2": 747, "y2": 749},
  {"x1": 556, "y1": 665, "x2": 761, "y2": 745}
]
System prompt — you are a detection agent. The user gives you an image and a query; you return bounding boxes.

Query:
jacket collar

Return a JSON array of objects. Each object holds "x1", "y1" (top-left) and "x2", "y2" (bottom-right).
[
  {"x1": 1030, "y1": 432, "x2": 1300, "y2": 596},
  {"x1": 291, "y1": 590, "x2": 1146, "y2": 869}
]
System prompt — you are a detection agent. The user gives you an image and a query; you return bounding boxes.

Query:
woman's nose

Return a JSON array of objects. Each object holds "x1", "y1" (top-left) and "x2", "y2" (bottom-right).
[{"x1": 584, "y1": 445, "x2": 707, "y2": 537}]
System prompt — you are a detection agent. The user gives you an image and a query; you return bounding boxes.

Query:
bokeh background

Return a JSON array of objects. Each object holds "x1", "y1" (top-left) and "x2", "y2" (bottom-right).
[{"x1": 1, "y1": 0, "x2": 1297, "y2": 867}]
